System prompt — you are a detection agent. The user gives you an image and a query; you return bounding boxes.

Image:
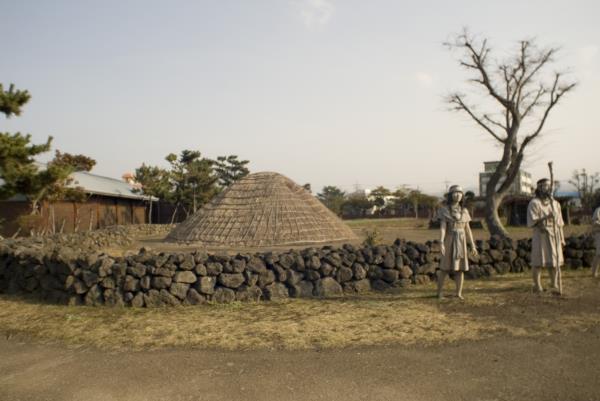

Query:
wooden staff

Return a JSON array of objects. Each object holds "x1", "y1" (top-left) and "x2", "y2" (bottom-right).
[{"x1": 548, "y1": 162, "x2": 563, "y2": 295}]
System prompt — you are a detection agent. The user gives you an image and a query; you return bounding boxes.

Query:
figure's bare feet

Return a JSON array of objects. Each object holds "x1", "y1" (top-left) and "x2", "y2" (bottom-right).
[
  {"x1": 437, "y1": 293, "x2": 444, "y2": 300},
  {"x1": 533, "y1": 286, "x2": 544, "y2": 294},
  {"x1": 457, "y1": 294, "x2": 464, "y2": 300}
]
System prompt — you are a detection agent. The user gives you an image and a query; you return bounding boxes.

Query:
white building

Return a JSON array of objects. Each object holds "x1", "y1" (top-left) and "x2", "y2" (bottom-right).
[{"x1": 479, "y1": 161, "x2": 533, "y2": 196}]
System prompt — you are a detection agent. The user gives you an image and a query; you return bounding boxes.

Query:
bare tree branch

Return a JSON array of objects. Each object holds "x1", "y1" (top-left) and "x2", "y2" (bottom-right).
[{"x1": 449, "y1": 94, "x2": 505, "y2": 143}]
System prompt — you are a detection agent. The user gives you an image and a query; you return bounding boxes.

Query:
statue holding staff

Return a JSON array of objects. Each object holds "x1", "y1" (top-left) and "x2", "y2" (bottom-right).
[
  {"x1": 527, "y1": 178, "x2": 565, "y2": 293},
  {"x1": 436, "y1": 185, "x2": 478, "y2": 299}
]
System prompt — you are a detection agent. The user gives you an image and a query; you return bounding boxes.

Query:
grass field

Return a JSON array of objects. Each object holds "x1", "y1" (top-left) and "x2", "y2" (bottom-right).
[
  {"x1": 1, "y1": 270, "x2": 599, "y2": 351},
  {"x1": 345, "y1": 217, "x2": 592, "y2": 244}
]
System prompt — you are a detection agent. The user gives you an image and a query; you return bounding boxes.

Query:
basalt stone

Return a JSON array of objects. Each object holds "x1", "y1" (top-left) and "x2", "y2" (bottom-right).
[
  {"x1": 314, "y1": 277, "x2": 343, "y2": 297},
  {"x1": 381, "y1": 269, "x2": 399, "y2": 283},
  {"x1": 206, "y1": 263, "x2": 223, "y2": 276},
  {"x1": 399, "y1": 265, "x2": 413, "y2": 279},
  {"x1": 293, "y1": 254, "x2": 306, "y2": 271},
  {"x1": 185, "y1": 288, "x2": 206, "y2": 305},
  {"x1": 371, "y1": 279, "x2": 391, "y2": 291},
  {"x1": 258, "y1": 270, "x2": 276, "y2": 288},
  {"x1": 272, "y1": 264, "x2": 288, "y2": 282},
  {"x1": 151, "y1": 276, "x2": 172, "y2": 289},
  {"x1": 100, "y1": 277, "x2": 116, "y2": 289},
  {"x1": 169, "y1": 282, "x2": 190, "y2": 300},
  {"x1": 140, "y1": 276, "x2": 151, "y2": 291},
  {"x1": 367, "y1": 265, "x2": 383, "y2": 280},
  {"x1": 479, "y1": 253, "x2": 492, "y2": 265},
  {"x1": 304, "y1": 269, "x2": 321, "y2": 281},
  {"x1": 111, "y1": 263, "x2": 127, "y2": 278},
  {"x1": 196, "y1": 276, "x2": 216, "y2": 295},
  {"x1": 286, "y1": 270, "x2": 304, "y2": 286},
  {"x1": 244, "y1": 271, "x2": 259, "y2": 286},
  {"x1": 324, "y1": 253, "x2": 342, "y2": 268},
  {"x1": 352, "y1": 263, "x2": 367, "y2": 280},
  {"x1": 466, "y1": 266, "x2": 484, "y2": 280},
  {"x1": 319, "y1": 263, "x2": 334, "y2": 277},
  {"x1": 336, "y1": 267, "x2": 353, "y2": 283},
  {"x1": 23, "y1": 276, "x2": 38, "y2": 292},
  {"x1": 264, "y1": 252, "x2": 279, "y2": 267},
  {"x1": 482, "y1": 264, "x2": 496, "y2": 276},
  {"x1": 174, "y1": 271, "x2": 197, "y2": 284},
  {"x1": 235, "y1": 285, "x2": 262, "y2": 302},
  {"x1": 194, "y1": 264, "x2": 207, "y2": 276},
  {"x1": 213, "y1": 287, "x2": 236, "y2": 303},
  {"x1": 152, "y1": 254, "x2": 169, "y2": 268},
  {"x1": 343, "y1": 279, "x2": 371, "y2": 294},
  {"x1": 502, "y1": 250, "x2": 518, "y2": 263},
  {"x1": 218, "y1": 273, "x2": 245, "y2": 289},
  {"x1": 179, "y1": 254, "x2": 195, "y2": 270},
  {"x1": 231, "y1": 258, "x2": 246, "y2": 273},
  {"x1": 193, "y1": 251, "x2": 209, "y2": 264},
  {"x1": 405, "y1": 246, "x2": 420, "y2": 260},
  {"x1": 289, "y1": 280, "x2": 314, "y2": 298},
  {"x1": 71, "y1": 278, "x2": 87, "y2": 294},
  {"x1": 84, "y1": 284, "x2": 104, "y2": 306},
  {"x1": 40, "y1": 275, "x2": 63, "y2": 291},
  {"x1": 159, "y1": 289, "x2": 181, "y2": 306},
  {"x1": 153, "y1": 267, "x2": 174, "y2": 277},
  {"x1": 382, "y1": 254, "x2": 395, "y2": 269},
  {"x1": 131, "y1": 292, "x2": 145, "y2": 307},
  {"x1": 103, "y1": 289, "x2": 125, "y2": 307},
  {"x1": 264, "y1": 282, "x2": 289, "y2": 300},
  {"x1": 81, "y1": 270, "x2": 99, "y2": 287},
  {"x1": 372, "y1": 254, "x2": 384, "y2": 265},
  {"x1": 96, "y1": 257, "x2": 114, "y2": 277},
  {"x1": 247, "y1": 257, "x2": 267, "y2": 274},
  {"x1": 127, "y1": 263, "x2": 147, "y2": 278},
  {"x1": 307, "y1": 255, "x2": 322, "y2": 270},
  {"x1": 415, "y1": 244, "x2": 430, "y2": 253},
  {"x1": 494, "y1": 262, "x2": 510, "y2": 275}
]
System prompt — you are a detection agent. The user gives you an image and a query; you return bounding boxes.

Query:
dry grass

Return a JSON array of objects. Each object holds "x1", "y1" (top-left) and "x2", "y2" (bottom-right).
[
  {"x1": 1, "y1": 270, "x2": 599, "y2": 351},
  {"x1": 345, "y1": 217, "x2": 592, "y2": 244}
]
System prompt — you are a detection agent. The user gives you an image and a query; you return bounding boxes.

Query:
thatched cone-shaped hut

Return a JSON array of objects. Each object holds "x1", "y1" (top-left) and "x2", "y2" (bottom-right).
[{"x1": 165, "y1": 172, "x2": 358, "y2": 248}]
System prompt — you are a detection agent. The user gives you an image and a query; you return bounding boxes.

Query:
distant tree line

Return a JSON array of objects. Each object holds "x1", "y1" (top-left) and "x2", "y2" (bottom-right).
[{"x1": 316, "y1": 185, "x2": 440, "y2": 219}]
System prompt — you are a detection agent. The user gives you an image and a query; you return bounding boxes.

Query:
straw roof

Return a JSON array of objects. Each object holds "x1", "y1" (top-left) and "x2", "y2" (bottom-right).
[{"x1": 165, "y1": 172, "x2": 358, "y2": 248}]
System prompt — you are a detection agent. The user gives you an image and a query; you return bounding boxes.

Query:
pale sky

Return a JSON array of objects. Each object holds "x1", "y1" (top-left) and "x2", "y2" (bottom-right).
[{"x1": 2, "y1": 0, "x2": 598, "y2": 195}]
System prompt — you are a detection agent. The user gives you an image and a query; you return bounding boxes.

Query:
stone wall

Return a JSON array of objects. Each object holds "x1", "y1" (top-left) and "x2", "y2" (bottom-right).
[{"x1": 0, "y1": 234, "x2": 596, "y2": 307}]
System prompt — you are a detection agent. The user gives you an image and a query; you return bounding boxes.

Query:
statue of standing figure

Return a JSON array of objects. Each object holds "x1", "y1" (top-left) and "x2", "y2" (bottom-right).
[
  {"x1": 527, "y1": 178, "x2": 565, "y2": 293},
  {"x1": 436, "y1": 185, "x2": 478, "y2": 299},
  {"x1": 592, "y1": 204, "x2": 600, "y2": 278}
]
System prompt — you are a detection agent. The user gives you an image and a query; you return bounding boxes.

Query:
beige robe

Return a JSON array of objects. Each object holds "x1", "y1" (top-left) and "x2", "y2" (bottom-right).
[
  {"x1": 527, "y1": 197, "x2": 564, "y2": 267},
  {"x1": 438, "y1": 206, "x2": 471, "y2": 272},
  {"x1": 593, "y1": 207, "x2": 600, "y2": 251}
]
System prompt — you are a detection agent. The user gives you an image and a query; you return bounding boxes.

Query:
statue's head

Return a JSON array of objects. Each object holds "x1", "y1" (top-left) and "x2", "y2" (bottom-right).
[
  {"x1": 446, "y1": 185, "x2": 464, "y2": 206},
  {"x1": 535, "y1": 178, "x2": 551, "y2": 199}
]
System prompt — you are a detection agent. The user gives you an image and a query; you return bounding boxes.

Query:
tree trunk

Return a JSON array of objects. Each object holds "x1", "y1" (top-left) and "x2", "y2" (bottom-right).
[{"x1": 484, "y1": 194, "x2": 509, "y2": 238}]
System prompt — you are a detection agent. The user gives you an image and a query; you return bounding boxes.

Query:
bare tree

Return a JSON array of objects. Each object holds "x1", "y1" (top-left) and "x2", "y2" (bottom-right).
[{"x1": 446, "y1": 29, "x2": 576, "y2": 238}]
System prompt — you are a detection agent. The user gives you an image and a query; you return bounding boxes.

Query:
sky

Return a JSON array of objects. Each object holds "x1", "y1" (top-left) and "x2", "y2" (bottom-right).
[{"x1": 1, "y1": 0, "x2": 598, "y2": 195}]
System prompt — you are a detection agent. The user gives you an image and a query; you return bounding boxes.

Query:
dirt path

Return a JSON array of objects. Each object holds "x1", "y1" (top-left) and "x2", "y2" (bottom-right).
[{"x1": 1, "y1": 327, "x2": 600, "y2": 401}]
